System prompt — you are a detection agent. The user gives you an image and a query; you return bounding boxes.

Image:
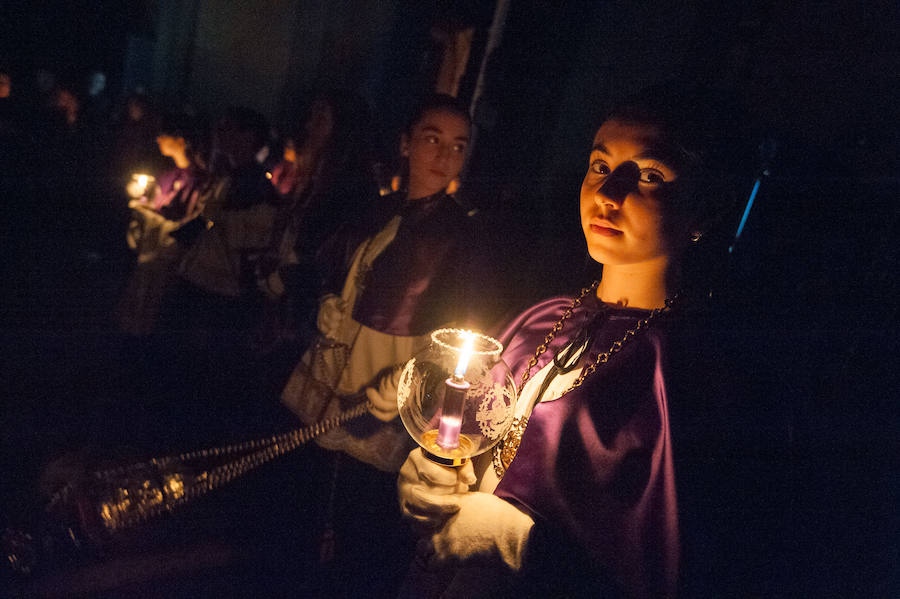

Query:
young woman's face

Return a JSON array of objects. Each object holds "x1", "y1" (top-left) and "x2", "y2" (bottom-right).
[
  {"x1": 580, "y1": 119, "x2": 678, "y2": 268},
  {"x1": 403, "y1": 108, "x2": 469, "y2": 200},
  {"x1": 282, "y1": 138, "x2": 297, "y2": 163},
  {"x1": 156, "y1": 134, "x2": 187, "y2": 158}
]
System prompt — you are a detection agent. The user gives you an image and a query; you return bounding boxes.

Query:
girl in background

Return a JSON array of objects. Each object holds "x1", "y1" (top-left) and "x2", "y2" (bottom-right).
[
  {"x1": 282, "y1": 93, "x2": 479, "y2": 472},
  {"x1": 254, "y1": 91, "x2": 377, "y2": 352},
  {"x1": 118, "y1": 113, "x2": 208, "y2": 336},
  {"x1": 280, "y1": 94, "x2": 497, "y2": 597}
]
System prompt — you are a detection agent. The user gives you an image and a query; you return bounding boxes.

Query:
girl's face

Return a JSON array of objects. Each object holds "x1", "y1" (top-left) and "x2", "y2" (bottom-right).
[
  {"x1": 580, "y1": 119, "x2": 678, "y2": 268},
  {"x1": 403, "y1": 108, "x2": 469, "y2": 200},
  {"x1": 156, "y1": 134, "x2": 187, "y2": 158},
  {"x1": 282, "y1": 139, "x2": 297, "y2": 163}
]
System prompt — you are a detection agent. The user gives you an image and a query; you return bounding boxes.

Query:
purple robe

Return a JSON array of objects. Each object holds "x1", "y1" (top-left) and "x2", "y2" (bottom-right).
[
  {"x1": 351, "y1": 193, "x2": 479, "y2": 336},
  {"x1": 493, "y1": 294, "x2": 679, "y2": 598},
  {"x1": 151, "y1": 166, "x2": 202, "y2": 221}
]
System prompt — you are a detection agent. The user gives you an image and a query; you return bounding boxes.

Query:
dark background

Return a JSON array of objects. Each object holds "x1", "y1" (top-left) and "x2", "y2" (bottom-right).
[{"x1": 1, "y1": 0, "x2": 898, "y2": 596}]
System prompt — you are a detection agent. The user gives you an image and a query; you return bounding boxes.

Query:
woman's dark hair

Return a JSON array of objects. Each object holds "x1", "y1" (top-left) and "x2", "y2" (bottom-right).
[
  {"x1": 287, "y1": 89, "x2": 375, "y2": 191},
  {"x1": 404, "y1": 93, "x2": 471, "y2": 135},
  {"x1": 609, "y1": 83, "x2": 752, "y2": 238},
  {"x1": 314, "y1": 89, "x2": 374, "y2": 165},
  {"x1": 289, "y1": 90, "x2": 379, "y2": 259},
  {"x1": 158, "y1": 112, "x2": 194, "y2": 138}
]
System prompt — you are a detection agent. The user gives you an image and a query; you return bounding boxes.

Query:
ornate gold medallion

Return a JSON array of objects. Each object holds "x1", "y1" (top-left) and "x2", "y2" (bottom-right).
[{"x1": 492, "y1": 416, "x2": 529, "y2": 478}]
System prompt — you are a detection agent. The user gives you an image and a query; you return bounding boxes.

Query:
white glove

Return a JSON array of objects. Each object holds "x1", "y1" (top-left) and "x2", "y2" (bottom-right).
[
  {"x1": 398, "y1": 448, "x2": 476, "y2": 531},
  {"x1": 428, "y1": 492, "x2": 534, "y2": 571},
  {"x1": 365, "y1": 365, "x2": 403, "y2": 422},
  {"x1": 316, "y1": 294, "x2": 344, "y2": 340}
]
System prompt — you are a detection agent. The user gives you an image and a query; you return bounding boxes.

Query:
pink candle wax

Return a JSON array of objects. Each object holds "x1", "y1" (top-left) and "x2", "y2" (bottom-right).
[{"x1": 436, "y1": 377, "x2": 469, "y2": 450}]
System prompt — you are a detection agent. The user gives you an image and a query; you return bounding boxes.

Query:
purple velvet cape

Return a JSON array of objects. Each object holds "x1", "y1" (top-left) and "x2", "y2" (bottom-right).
[
  {"x1": 351, "y1": 192, "x2": 479, "y2": 337},
  {"x1": 493, "y1": 294, "x2": 679, "y2": 598}
]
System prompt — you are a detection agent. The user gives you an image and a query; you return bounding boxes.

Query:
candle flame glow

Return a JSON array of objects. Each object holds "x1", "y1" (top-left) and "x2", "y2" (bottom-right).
[
  {"x1": 453, "y1": 331, "x2": 476, "y2": 378},
  {"x1": 126, "y1": 173, "x2": 155, "y2": 199}
]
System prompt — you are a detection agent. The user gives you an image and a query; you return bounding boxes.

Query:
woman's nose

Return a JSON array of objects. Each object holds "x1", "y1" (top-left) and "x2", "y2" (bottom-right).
[{"x1": 596, "y1": 162, "x2": 638, "y2": 206}]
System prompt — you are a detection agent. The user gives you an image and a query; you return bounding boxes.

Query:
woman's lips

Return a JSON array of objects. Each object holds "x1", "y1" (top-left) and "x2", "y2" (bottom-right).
[{"x1": 590, "y1": 220, "x2": 622, "y2": 236}]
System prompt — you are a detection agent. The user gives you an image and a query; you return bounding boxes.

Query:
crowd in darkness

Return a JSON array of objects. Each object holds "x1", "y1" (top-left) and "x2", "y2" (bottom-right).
[
  {"x1": 0, "y1": 60, "x2": 766, "y2": 597},
  {"x1": 0, "y1": 66, "x2": 485, "y2": 375},
  {"x1": 0, "y1": 63, "x2": 526, "y2": 594}
]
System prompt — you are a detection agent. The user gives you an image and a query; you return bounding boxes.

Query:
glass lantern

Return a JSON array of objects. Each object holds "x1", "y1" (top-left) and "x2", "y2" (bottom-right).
[{"x1": 397, "y1": 328, "x2": 517, "y2": 466}]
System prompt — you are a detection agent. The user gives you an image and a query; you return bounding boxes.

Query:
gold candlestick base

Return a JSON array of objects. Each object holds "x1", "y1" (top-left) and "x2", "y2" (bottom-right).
[{"x1": 421, "y1": 429, "x2": 474, "y2": 466}]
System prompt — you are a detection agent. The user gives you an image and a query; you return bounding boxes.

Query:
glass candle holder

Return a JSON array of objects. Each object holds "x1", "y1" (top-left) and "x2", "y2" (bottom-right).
[{"x1": 397, "y1": 328, "x2": 517, "y2": 466}]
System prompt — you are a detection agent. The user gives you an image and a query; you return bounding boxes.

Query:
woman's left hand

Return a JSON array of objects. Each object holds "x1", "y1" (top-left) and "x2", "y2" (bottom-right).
[
  {"x1": 398, "y1": 449, "x2": 475, "y2": 531},
  {"x1": 426, "y1": 492, "x2": 535, "y2": 571},
  {"x1": 316, "y1": 294, "x2": 345, "y2": 340},
  {"x1": 365, "y1": 365, "x2": 403, "y2": 422}
]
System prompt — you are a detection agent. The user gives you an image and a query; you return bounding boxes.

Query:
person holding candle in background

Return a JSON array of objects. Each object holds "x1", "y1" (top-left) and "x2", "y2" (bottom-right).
[
  {"x1": 395, "y1": 82, "x2": 752, "y2": 597},
  {"x1": 252, "y1": 90, "x2": 378, "y2": 354},
  {"x1": 281, "y1": 93, "x2": 491, "y2": 471},
  {"x1": 279, "y1": 94, "x2": 501, "y2": 595},
  {"x1": 117, "y1": 113, "x2": 209, "y2": 336}
]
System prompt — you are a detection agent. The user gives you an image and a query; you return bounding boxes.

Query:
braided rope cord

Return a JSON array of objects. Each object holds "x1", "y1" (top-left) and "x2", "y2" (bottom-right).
[{"x1": 48, "y1": 401, "x2": 370, "y2": 531}]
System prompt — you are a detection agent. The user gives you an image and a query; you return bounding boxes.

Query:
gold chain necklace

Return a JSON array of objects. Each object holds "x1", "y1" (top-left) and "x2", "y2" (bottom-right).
[{"x1": 492, "y1": 282, "x2": 676, "y2": 477}]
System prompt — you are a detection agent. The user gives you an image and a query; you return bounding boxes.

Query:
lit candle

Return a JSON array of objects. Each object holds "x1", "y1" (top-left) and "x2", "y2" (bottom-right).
[
  {"x1": 126, "y1": 173, "x2": 155, "y2": 199},
  {"x1": 436, "y1": 332, "x2": 475, "y2": 450}
]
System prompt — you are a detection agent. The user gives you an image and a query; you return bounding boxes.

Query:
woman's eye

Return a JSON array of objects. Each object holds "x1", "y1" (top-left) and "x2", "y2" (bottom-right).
[
  {"x1": 452, "y1": 143, "x2": 466, "y2": 153},
  {"x1": 590, "y1": 160, "x2": 609, "y2": 175},
  {"x1": 425, "y1": 135, "x2": 439, "y2": 144},
  {"x1": 639, "y1": 169, "x2": 666, "y2": 185}
]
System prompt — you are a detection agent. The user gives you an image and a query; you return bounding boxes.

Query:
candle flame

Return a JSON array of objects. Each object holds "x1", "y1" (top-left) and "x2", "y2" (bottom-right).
[
  {"x1": 126, "y1": 173, "x2": 154, "y2": 198},
  {"x1": 453, "y1": 331, "x2": 476, "y2": 378}
]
